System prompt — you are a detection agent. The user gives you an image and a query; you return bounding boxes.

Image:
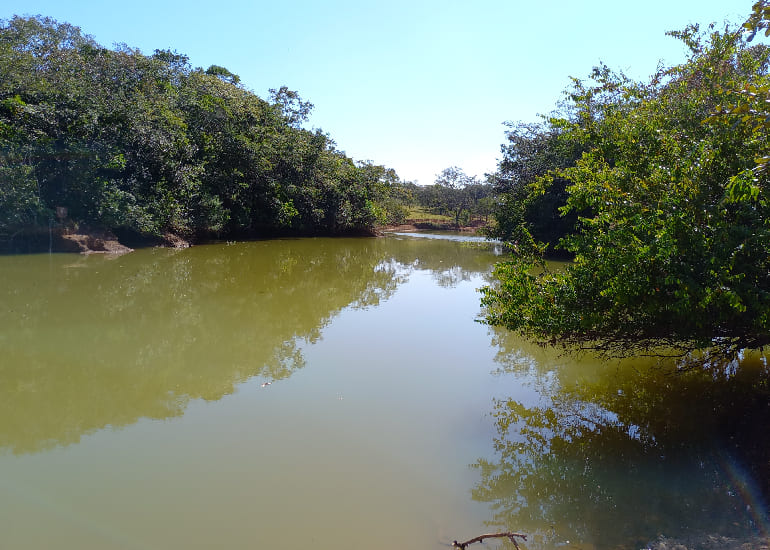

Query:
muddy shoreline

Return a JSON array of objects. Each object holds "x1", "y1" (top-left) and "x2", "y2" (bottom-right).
[{"x1": 2, "y1": 222, "x2": 484, "y2": 255}]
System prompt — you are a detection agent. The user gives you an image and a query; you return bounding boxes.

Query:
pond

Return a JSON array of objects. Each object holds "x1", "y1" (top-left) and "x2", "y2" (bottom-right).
[{"x1": 0, "y1": 233, "x2": 768, "y2": 550}]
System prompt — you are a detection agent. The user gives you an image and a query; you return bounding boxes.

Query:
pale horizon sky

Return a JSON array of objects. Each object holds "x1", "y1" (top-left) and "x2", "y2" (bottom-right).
[{"x1": 2, "y1": 1, "x2": 750, "y2": 185}]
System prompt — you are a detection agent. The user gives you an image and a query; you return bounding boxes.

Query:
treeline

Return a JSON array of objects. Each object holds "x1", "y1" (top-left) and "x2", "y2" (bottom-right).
[
  {"x1": 482, "y1": 4, "x2": 770, "y2": 361},
  {"x1": 406, "y1": 167, "x2": 495, "y2": 227},
  {"x1": 0, "y1": 16, "x2": 409, "y2": 245}
]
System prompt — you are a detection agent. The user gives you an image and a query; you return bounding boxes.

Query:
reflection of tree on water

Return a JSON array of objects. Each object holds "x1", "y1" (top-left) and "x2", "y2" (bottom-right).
[
  {"x1": 0, "y1": 239, "x2": 401, "y2": 455},
  {"x1": 0, "y1": 235, "x2": 500, "y2": 456},
  {"x1": 382, "y1": 234, "x2": 500, "y2": 288},
  {"x1": 474, "y1": 327, "x2": 770, "y2": 549}
]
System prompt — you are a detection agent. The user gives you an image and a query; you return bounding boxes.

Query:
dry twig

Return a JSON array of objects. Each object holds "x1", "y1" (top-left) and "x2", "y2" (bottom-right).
[{"x1": 452, "y1": 532, "x2": 527, "y2": 549}]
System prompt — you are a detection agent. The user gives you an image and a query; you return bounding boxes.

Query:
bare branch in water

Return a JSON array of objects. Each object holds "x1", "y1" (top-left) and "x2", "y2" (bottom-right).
[{"x1": 452, "y1": 532, "x2": 527, "y2": 549}]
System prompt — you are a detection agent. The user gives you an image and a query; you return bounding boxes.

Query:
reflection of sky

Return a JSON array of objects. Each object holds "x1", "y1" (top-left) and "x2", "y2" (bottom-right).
[{"x1": 388, "y1": 231, "x2": 500, "y2": 245}]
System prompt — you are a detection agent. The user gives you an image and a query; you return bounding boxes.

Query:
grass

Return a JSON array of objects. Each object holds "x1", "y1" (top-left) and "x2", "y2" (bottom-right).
[{"x1": 405, "y1": 206, "x2": 453, "y2": 222}]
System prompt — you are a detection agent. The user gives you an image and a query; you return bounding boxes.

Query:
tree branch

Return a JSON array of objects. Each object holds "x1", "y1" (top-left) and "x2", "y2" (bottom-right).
[{"x1": 452, "y1": 532, "x2": 527, "y2": 550}]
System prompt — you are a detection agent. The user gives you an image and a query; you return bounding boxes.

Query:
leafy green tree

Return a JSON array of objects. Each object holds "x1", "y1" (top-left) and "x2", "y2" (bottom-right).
[
  {"x1": 714, "y1": 1, "x2": 770, "y2": 181},
  {"x1": 374, "y1": 172, "x2": 412, "y2": 225},
  {"x1": 0, "y1": 163, "x2": 45, "y2": 235},
  {"x1": 205, "y1": 64, "x2": 240, "y2": 85},
  {"x1": 0, "y1": 15, "x2": 406, "y2": 245},
  {"x1": 411, "y1": 182, "x2": 442, "y2": 213},
  {"x1": 0, "y1": 16, "x2": 98, "y2": 221},
  {"x1": 745, "y1": 0, "x2": 770, "y2": 41},
  {"x1": 466, "y1": 182, "x2": 495, "y2": 223},
  {"x1": 269, "y1": 86, "x2": 313, "y2": 128},
  {"x1": 482, "y1": 14, "x2": 770, "y2": 362},
  {"x1": 434, "y1": 166, "x2": 476, "y2": 226},
  {"x1": 489, "y1": 121, "x2": 585, "y2": 252}
]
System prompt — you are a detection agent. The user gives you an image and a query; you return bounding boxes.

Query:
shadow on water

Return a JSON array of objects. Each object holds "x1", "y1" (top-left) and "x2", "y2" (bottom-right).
[
  {"x1": 0, "y1": 235, "x2": 499, "y2": 456},
  {"x1": 474, "y1": 327, "x2": 770, "y2": 549}
]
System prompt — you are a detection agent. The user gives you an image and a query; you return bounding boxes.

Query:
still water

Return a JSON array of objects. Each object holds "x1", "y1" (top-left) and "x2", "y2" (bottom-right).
[{"x1": 0, "y1": 234, "x2": 768, "y2": 550}]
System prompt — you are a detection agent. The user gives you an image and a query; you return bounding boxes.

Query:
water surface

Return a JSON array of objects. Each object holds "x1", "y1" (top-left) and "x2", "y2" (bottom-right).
[{"x1": 0, "y1": 233, "x2": 767, "y2": 549}]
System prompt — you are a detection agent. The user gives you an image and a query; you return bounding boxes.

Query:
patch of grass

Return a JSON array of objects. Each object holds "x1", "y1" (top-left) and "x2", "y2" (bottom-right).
[{"x1": 406, "y1": 206, "x2": 452, "y2": 222}]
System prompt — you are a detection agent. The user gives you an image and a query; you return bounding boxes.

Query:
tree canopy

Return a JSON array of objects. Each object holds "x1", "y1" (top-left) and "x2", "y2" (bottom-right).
[
  {"x1": 0, "y1": 15, "x2": 409, "y2": 247},
  {"x1": 482, "y1": 3, "x2": 770, "y2": 362},
  {"x1": 487, "y1": 120, "x2": 585, "y2": 253}
]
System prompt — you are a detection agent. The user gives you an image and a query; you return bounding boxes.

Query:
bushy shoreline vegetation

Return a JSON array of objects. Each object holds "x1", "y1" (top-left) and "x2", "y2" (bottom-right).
[
  {"x1": 0, "y1": 16, "x2": 410, "y2": 248},
  {"x1": 483, "y1": 3, "x2": 770, "y2": 363}
]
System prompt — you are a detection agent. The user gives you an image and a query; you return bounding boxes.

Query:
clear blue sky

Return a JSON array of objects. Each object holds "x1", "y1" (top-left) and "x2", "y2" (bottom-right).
[{"x1": 3, "y1": 1, "x2": 749, "y2": 185}]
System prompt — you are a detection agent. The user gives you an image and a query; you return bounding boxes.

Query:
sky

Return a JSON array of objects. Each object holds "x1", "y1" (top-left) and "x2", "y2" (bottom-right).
[{"x1": 2, "y1": 1, "x2": 750, "y2": 185}]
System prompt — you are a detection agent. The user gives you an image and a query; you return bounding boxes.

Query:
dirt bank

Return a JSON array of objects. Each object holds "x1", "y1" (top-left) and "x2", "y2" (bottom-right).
[
  {"x1": 1, "y1": 226, "x2": 193, "y2": 255},
  {"x1": 58, "y1": 228, "x2": 134, "y2": 255}
]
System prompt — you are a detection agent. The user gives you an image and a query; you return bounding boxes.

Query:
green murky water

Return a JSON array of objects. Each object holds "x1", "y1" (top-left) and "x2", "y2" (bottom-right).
[{"x1": 0, "y1": 234, "x2": 767, "y2": 549}]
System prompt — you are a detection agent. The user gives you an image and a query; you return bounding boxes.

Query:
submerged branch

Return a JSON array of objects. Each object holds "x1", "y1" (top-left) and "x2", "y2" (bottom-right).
[{"x1": 452, "y1": 532, "x2": 527, "y2": 549}]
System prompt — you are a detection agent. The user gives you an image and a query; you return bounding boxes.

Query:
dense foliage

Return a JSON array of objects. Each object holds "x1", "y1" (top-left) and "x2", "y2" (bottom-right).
[
  {"x1": 0, "y1": 16, "x2": 408, "y2": 245},
  {"x1": 488, "y1": 121, "x2": 585, "y2": 253},
  {"x1": 483, "y1": 5, "x2": 770, "y2": 361}
]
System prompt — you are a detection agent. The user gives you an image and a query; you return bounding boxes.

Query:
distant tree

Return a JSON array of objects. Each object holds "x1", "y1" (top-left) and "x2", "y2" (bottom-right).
[
  {"x1": 435, "y1": 166, "x2": 475, "y2": 227},
  {"x1": 473, "y1": 194, "x2": 496, "y2": 223}
]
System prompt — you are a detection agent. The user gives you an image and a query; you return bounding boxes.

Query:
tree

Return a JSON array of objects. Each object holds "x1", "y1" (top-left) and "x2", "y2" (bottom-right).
[
  {"x1": 489, "y1": 121, "x2": 586, "y2": 253},
  {"x1": 0, "y1": 16, "x2": 407, "y2": 244},
  {"x1": 434, "y1": 166, "x2": 475, "y2": 227},
  {"x1": 469, "y1": 187, "x2": 495, "y2": 223},
  {"x1": 269, "y1": 86, "x2": 313, "y2": 128},
  {"x1": 482, "y1": 13, "x2": 770, "y2": 363},
  {"x1": 205, "y1": 64, "x2": 240, "y2": 85},
  {"x1": 714, "y1": 1, "x2": 770, "y2": 181}
]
